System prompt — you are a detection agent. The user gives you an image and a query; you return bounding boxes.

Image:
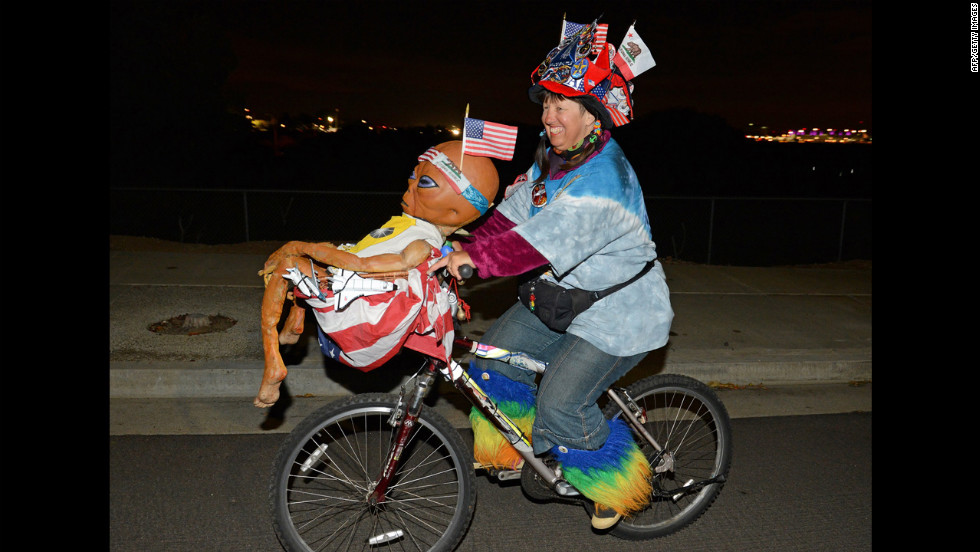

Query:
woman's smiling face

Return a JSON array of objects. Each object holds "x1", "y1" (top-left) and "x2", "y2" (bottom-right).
[{"x1": 540, "y1": 95, "x2": 597, "y2": 153}]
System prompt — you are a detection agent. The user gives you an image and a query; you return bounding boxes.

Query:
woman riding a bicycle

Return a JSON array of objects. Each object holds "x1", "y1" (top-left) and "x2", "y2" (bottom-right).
[{"x1": 430, "y1": 17, "x2": 673, "y2": 530}]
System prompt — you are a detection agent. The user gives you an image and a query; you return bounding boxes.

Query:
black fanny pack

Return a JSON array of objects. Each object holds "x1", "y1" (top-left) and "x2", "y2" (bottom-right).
[{"x1": 517, "y1": 260, "x2": 656, "y2": 332}]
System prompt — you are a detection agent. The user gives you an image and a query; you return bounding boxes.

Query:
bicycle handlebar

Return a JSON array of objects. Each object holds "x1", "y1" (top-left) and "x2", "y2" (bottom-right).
[
  {"x1": 438, "y1": 245, "x2": 474, "y2": 281},
  {"x1": 440, "y1": 264, "x2": 474, "y2": 282}
]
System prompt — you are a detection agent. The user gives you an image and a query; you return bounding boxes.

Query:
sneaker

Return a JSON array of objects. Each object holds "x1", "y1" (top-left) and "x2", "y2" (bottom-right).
[{"x1": 591, "y1": 502, "x2": 622, "y2": 530}]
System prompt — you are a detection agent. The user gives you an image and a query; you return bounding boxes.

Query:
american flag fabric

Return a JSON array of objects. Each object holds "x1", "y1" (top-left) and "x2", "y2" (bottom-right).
[
  {"x1": 294, "y1": 259, "x2": 454, "y2": 371},
  {"x1": 559, "y1": 20, "x2": 607, "y2": 55},
  {"x1": 560, "y1": 19, "x2": 584, "y2": 41},
  {"x1": 613, "y1": 25, "x2": 656, "y2": 81},
  {"x1": 463, "y1": 118, "x2": 518, "y2": 161},
  {"x1": 606, "y1": 105, "x2": 631, "y2": 127},
  {"x1": 591, "y1": 23, "x2": 608, "y2": 54},
  {"x1": 599, "y1": 83, "x2": 633, "y2": 127}
]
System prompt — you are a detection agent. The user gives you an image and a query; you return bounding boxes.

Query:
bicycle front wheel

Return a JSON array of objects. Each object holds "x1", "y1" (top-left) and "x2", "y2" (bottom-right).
[
  {"x1": 270, "y1": 393, "x2": 476, "y2": 552},
  {"x1": 601, "y1": 374, "x2": 733, "y2": 540}
]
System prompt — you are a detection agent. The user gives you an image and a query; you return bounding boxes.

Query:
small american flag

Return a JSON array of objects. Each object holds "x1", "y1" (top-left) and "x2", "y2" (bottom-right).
[
  {"x1": 463, "y1": 118, "x2": 518, "y2": 161},
  {"x1": 560, "y1": 20, "x2": 587, "y2": 42},
  {"x1": 560, "y1": 20, "x2": 607, "y2": 55},
  {"x1": 591, "y1": 24, "x2": 608, "y2": 55}
]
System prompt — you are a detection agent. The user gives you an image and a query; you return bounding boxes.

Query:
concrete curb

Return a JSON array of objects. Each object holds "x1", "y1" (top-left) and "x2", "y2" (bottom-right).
[{"x1": 109, "y1": 356, "x2": 872, "y2": 399}]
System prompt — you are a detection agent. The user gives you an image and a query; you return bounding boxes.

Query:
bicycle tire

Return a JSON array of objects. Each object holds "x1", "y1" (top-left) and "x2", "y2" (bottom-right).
[
  {"x1": 269, "y1": 393, "x2": 476, "y2": 552},
  {"x1": 599, "y1": 373, "x2": 733, "y2": 540}
]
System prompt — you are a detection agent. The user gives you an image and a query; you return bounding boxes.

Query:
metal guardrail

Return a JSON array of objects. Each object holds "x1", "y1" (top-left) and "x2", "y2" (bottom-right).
[{"x1": 110, "y1": 188, "x2": 871, "y2": 266}]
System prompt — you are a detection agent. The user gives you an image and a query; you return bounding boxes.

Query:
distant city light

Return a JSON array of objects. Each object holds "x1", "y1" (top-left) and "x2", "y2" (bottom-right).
[
  {"x1": 238, "y1": 107, "x2": 869, "y2": 144},
  {"x1": 745, "y1": 125, "x2": 871, "y2": 144}
]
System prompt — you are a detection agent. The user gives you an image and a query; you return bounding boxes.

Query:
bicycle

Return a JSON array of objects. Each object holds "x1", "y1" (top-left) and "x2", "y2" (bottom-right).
[{"x1": 268, "y1": 266, "x2": 733, "y2": 551}]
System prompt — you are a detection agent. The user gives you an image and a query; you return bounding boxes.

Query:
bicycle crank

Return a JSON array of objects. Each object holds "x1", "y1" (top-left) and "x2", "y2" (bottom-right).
[{"x1": 519, "y1": 460, "x2": 581, "y2": 503}]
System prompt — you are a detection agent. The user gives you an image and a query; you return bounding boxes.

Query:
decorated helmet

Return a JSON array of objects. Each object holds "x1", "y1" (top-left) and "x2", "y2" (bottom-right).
[{"x1": 529, "y1": 18, "x2": 639, "y2": 129}]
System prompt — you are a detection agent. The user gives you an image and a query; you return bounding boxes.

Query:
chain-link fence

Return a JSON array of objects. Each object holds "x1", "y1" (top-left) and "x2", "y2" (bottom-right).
[{"x1": 110, "y1": 188, "x2": 870, "y2": 266}]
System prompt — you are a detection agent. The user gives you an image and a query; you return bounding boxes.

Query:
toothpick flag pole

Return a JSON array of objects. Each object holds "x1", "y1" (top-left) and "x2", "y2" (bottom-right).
[{"x1": 460, "y1": 103, "x2": 470, "y2": 173}]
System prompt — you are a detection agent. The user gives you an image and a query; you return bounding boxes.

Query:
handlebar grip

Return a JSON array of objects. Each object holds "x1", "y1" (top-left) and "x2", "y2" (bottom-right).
[{"x1": 458, "y1": 264, "x2": 474, "y2": 280}]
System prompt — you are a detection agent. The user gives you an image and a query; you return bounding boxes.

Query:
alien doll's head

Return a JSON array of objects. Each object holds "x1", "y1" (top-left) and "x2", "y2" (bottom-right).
[{"x1": 402, "y1": 141, "x2": 499, "y2": 234}]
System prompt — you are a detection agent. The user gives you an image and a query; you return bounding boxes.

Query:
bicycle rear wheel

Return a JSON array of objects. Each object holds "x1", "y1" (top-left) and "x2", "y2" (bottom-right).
[
  {"x1": 600, "y1": 374, "x2": 732, "y2": 540},
  {"x1": 270, "y1": 393, "x2": 476, "y2": 552}
]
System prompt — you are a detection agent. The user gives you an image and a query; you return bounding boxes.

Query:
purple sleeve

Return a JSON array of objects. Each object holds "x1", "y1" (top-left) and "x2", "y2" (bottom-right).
[
  {"x1": 460, "y1": 211, "x2": 549, "y2": 278},
  {"x1": 467, "y1": 209, "x2": 517, "y2": 240}
]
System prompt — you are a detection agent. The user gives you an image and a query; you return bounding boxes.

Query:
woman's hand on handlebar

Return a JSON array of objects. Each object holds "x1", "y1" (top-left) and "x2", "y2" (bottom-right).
[{"x1": 429, "y1": 250, "x2": 475, "y2": 280}]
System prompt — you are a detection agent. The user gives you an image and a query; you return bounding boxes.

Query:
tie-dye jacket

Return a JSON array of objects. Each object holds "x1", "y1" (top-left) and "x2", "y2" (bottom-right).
[{"x1": 495, "y1": 137, "x2": 673, "y2": 356}]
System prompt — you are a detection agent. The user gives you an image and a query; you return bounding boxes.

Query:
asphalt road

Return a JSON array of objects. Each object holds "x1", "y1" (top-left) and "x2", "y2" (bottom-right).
[
  {"x1": 108, "y1": 242, "x2": 871, "y2": 550},
  {"x1": 109, "y1": 411, "x2": 871, "y2": 552}
]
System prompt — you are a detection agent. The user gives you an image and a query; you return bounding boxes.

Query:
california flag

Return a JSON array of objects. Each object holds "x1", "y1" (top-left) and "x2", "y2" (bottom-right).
[{"x1": 613, "y1": 25, "x2": 656, "y2": 81}]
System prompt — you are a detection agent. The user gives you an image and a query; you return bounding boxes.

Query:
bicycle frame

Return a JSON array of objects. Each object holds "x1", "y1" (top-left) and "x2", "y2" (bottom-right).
[{"x1": 270, "y1": 271, "x2": 732, "y2": 552}]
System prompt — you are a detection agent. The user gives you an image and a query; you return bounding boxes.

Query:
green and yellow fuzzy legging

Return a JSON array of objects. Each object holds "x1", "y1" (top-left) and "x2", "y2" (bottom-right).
[
  {"x1": 467, "y1": 364, "x2": 536, "y2": 470},
  {"x1": 551, "y1": 418, "x2": 653, "y2": 516}
]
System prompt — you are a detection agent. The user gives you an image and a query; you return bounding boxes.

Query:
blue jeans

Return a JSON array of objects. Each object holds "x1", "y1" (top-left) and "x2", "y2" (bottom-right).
[{"x1": 474, "y1": 302, "x2": 648, "y2": 455}]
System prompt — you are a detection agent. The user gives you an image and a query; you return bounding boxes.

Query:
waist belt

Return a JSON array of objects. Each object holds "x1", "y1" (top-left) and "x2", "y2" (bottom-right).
[{"x1": 587, "y1": 259, "x2": 658, "y2": 302}]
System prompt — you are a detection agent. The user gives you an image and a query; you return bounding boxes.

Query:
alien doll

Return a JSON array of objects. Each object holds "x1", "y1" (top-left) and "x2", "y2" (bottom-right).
[{"x1": 254, "y1": 140, "x2": 499, "y2": 408}]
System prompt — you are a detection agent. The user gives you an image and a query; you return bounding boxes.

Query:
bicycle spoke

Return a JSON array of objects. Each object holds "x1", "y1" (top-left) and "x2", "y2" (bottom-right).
[
  {"x1": 602, "y1": 375, "x2": 732, "y2": 540},
  {"x1": 272, "y1": 395, "x2": 475, "y2": 551}
]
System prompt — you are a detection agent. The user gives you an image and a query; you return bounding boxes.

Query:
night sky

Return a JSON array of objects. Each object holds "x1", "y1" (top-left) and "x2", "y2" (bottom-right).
[{"x1": 112, "y1": 0, "x2": 872, "y2": 135}]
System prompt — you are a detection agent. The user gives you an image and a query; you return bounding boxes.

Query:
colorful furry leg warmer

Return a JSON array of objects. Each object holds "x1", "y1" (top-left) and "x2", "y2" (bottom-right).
[
  {"x1": 550, "y1": 418, "x2": 653, "y2": 517},
  {"x1": 468, "y1": 363, "x2": 536, "y2": 470}
]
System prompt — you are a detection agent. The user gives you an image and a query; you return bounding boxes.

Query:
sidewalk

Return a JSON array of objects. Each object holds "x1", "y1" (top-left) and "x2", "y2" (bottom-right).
[{"x1": 109, "y1": 243, "x2": 871, "y2": 432}]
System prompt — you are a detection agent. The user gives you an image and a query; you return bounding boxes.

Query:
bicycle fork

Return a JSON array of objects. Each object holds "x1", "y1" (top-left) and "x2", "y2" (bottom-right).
[{"x1": 366, "y1": 362, "x2": 438, "y2": 507}]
